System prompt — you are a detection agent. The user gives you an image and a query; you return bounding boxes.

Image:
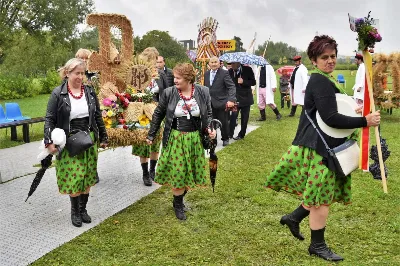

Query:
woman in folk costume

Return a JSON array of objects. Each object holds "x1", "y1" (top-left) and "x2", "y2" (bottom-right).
[
  {"x1": 352, "y1": 53, "x2": 365, "y2": 105},
  {"x1": 146, "y1": 63, "x2": 216, "y2": 220},
  {"x1": 256, "y1": 64, "x2": 282, "y2": 121},
  {"x1": 132, "y1": 47, "x2": 168, "y2": 186},
  {"x1": 44, "y1": 58, "x2": 108, "y2": 227},
  {"x1": 265, "y1": 35, "x2": 381, "y2": 261},
  {"x1": 288, "y1": 56, "x2": 309, "y2": 117}
]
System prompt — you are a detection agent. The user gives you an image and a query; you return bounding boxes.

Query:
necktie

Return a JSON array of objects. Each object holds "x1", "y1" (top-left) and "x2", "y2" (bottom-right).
[{"x1": 211, "y1": 71, "x2": 216, "y2": 85}]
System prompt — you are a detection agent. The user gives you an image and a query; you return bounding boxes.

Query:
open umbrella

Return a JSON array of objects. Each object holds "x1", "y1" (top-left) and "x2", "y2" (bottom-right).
[
  {"x1": 219, "y1": 52, "x2": 269, "y2": 66},
  {"x1": 208, "y1": 119, "x2": 222, "y2": 192},
  {"x1": 25, "y1": 153, "x2": 54, "y2": 202},
  {"x1": 276, "y1": 65, "x2": 295, "y2": 76}
]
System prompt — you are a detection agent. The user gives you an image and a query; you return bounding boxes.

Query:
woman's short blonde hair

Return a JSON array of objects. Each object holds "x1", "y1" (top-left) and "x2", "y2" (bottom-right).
[
  {"x1": 173, "y1": 63, "x2": 196, "y2": 83},
  {"x1": 75, "y1": 48, "x2": 92, "y2": 59},
  {"x1": 139, "y1": 47, "x2": 159, "y2": 63},
  {"x1": 58, "y1": 58, "x2": 86, "y2": 79}
]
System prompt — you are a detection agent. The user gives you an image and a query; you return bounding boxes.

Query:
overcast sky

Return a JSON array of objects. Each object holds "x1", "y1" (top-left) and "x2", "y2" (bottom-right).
[{"x1": 91, "y1": 0, "x2": 397, "y2": 56}]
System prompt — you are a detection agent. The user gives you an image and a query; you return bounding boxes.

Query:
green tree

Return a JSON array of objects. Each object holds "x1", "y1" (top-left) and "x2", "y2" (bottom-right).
[
  {"x1": 255, "y1": 41, "x2": 297, "y2": 65},
  {"x1": 0, "y1": 0, "x2": 94, "y2": 43},
  {"x1": 134, "y1": 30, "x2": 189, "y2": 68},
  {"x1": 233, "y1": 36, "x2": 245, "y2": 52}
]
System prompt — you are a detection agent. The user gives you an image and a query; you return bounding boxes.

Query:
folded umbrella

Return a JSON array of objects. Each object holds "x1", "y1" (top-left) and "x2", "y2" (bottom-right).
[
  {"x1": 208, "y1": 119, "x2": 222, "y2": 192},
  {"x1": 219, "y1": 52, "x2": 268, "y2": 66},
  {"x1": 25, "y1": 153, "x2": 55, "y2": 202}
]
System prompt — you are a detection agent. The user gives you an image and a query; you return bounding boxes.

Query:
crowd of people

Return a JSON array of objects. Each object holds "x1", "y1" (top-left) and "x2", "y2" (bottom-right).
[{"x1": 43, "y1": 34, "x2": 378, "y2": 262}]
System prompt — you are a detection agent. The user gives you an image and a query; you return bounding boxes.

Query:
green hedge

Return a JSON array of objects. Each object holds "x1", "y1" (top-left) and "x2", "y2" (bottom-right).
[{"x1": 0, "y1": 70, "x2": 61, "y2": 100}]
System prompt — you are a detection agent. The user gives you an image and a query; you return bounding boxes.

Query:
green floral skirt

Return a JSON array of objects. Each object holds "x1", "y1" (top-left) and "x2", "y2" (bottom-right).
[
  {"x1": 131, "y1": 138, "x2": 161, "y2": 157},
  {"x1": 265, "y1": 145, "x2": 352, "y2": 207},
  {"x1": 155, "y1": 129, "x2": 207, "y2": 189},
  {"x1": 55, "y1": 132, "x2": 98, "y2": 194}
]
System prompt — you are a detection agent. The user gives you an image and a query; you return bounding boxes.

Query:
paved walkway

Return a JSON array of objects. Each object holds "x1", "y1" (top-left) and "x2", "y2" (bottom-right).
[{"x1": 0, "y1": 125, "x2": 258, "y2": 266}]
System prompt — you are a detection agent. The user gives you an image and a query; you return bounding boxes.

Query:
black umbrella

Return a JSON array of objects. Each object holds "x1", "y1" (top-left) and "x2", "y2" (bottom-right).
[
  {"x1": 208, "y1": 119, "x2": 222, "y2": 192},
  {"x1": 369, "y1": 137, "x2": 390, "y2": 180},
  {"x1": 25, "y1": 153, "x2": 54, "y2": 202},
  {"x1": 369, "y1": 126, "x2": 390, "y2": 180}
]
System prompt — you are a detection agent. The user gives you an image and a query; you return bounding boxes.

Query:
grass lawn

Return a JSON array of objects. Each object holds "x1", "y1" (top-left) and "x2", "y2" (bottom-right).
[
  {"x1": 32, "y1": 70, "x2": 400, "y2": 265},
  {"x1": 0, "y1": 94, "x2": 50, "y2": 149}
]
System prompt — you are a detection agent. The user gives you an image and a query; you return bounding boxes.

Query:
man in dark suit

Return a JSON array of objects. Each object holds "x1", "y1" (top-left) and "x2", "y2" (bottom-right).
[
  {"x1": 204, "y1": 57, "x2": 236, "y2": 146},
  {"x1": 156, "y1": 55, "x2": 174, "y2": 87},
  {"x1": 228, "y1": 62, "x2": 256, "y2": 140}
]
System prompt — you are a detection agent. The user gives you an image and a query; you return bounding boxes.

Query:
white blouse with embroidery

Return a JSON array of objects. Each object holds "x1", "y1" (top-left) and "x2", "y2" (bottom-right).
[{"x1": 174, "y1": 97, "x2": 200, "y2": 118}]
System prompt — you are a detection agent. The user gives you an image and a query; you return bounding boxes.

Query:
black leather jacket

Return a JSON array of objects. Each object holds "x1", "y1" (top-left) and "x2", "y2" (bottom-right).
[
  {"x1": 147, "y1": 84, "x2": 213, "y2": 147},
  {"x1": 44, "y1": 81, "x2": 108, "y2": 144}
]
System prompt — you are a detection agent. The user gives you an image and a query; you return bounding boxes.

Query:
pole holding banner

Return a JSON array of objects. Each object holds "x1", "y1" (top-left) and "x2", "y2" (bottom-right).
[{"x1": 349, "y1": 11, "x2": 387, "y2": 193}]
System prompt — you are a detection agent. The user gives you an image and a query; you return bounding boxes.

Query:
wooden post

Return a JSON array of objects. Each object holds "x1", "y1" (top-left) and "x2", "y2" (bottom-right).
[{"x1": 363, "y1": 50, "x2": 388, "y2": 193}]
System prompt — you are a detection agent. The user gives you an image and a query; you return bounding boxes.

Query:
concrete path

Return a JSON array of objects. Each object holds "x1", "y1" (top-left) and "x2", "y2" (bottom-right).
[{"x1": 0, "y1": 125, "x2": 258, "y2": 266}]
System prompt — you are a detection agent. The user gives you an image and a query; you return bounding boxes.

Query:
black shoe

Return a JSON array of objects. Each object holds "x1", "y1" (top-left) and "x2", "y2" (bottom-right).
[
  {"x1": 222, "y1": 140, "x2": 229, "y2": 146},
  {"x1": 79, "y1": 194, "x2": 92, "y2": 224},
  {"x1": 233, "y1": 135, "x2": 244, "y2": 141},
  {"x1": 280, "y1": 215, "x2": 304, "y2": 240},
  {"x1": 143, "y1": 172, "x2": 152, "y2": 186},
  {"x1": 309, "y1": 242, "x2": 344, "y2": 261},
  {"x1": 95, "y1": 173, "x2": 100, "y2": 184},
  {"x1": 288, "y1": 113, "x2": 295, "y2": 117},
  {"x1": 70, "y1": 196, "x2": 82, "y2": 227},
  {"x1": 276, "y1": 114, "x2": 282, "y2": 121}
]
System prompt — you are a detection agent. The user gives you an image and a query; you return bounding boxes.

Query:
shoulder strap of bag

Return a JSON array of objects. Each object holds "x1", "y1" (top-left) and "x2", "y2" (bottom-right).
[
  {"x1": 180, "y1": 95, "x2": 202, "y2": 134},
  {"x1": 304, "y1": 110, "x2": 332, "y2": 153}
]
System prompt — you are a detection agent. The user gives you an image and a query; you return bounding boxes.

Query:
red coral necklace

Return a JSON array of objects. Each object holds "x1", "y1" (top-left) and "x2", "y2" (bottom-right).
[
  {"x1": 178, "y1": 84, "x2": 194, "y2": 101},
  {"x1": 68, "y1": 83, "x2": 84, "y2": 99}
]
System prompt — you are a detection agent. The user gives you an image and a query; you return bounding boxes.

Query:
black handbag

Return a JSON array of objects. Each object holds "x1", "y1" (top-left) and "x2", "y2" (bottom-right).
[
  {"x1": 65, "y1": 113, "x2": 94, "y2": 157},
  {"x1": 65, "y1": 129, "x2": 94, "y2": 157},
  {"x1": 305, "y1": 111, "x2": 359, "y2": 176}
]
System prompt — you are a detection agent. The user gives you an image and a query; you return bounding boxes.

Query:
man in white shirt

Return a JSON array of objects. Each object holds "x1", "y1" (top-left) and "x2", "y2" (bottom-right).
[
  {"x1": 289, "y1": 56, "x2": 309, "y2": 117},
  {"x1": 352, "y1": 53, "x2": 365, "y2": 105},
  {"x1": 256, "y1": 64, "x2": 282, "y2": 121}
]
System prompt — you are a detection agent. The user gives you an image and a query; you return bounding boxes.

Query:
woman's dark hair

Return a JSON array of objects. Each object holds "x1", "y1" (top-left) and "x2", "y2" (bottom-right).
[{"x1": 307, "y1": 35, "x2": 338, "y2": 62}]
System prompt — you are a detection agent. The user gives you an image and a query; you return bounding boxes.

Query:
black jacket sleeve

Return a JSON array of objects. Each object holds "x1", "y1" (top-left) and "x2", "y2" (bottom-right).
[
  {"x1": 241, "y1": 66, "x2": 256, "y2": 87},
  {"x1": 224, "y1": 70, "x2": 237, "y2": 102},
  {"x1": 313, "y1": 74, "x2": 367, "y2": 129},
  {"x1": 147, "y1": 88, "x2": 168, "y2": 141},
  {"x1": 93, "y1": 90, "x2": 108, "y2": 143},
  {"x1": 44, "y1": 88, "x2": 59, "y2": 144}
]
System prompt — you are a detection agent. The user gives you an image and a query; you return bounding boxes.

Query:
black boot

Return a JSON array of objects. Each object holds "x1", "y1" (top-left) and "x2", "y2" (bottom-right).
[
  {"x1": 172, "y1": 189, "x2": 189, "y2": 212},
  {"x1": 280, "y1": 204, "x2": 309, "y2": 240},
  {"x1": 256, "y1": 109, "x2": 266, "y2": 121},
  {"x1": 272, "y1": 107, "x2": 282, "y2": 121},
  {"x1": 149, "y1": 160, "x2": 157, "y2": 181},
  {"x1": 288, "y1": 105, "x2": 297, "y2": 117},
  {"x1": 141, "y1": 162, "x2": 152, "y2": 186},
  {"x1": 173, "y1": 194, "x2": 187, "y2": 220},
  {"x1": 70, "y1": 196, "x2": 82, "y2": 227},
  {"x1": 95, "y1": 172, "x2": 100, "y2": 184},
  {"x1": 309, "y1": 227, "x2": 344, "y2": 261},
  {"x1": 79, "y1": 194, "x2": 92, "y2": 223}
]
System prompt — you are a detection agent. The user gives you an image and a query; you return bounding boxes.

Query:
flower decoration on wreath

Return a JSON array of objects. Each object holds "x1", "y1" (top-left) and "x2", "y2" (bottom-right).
[{"x1": 98, "y1": 55, "x2": 161, "y2": 147}]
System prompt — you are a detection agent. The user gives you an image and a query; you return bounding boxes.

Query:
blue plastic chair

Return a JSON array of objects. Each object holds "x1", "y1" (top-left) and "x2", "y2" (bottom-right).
[
  {"x1": 337, "y1": 74, "x2": 346, "y2": 88},
  {"x1": 0, "y1": 104, "x2": 13, "y2": 123},
  {"x1": 5, "y1": 103, "x2": 30, "y2": 121}
]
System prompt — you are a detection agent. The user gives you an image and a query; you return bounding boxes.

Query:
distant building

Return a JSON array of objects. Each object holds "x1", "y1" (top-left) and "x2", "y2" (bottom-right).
[{"x1": 179, "y1": 39, "x2": 196, "y2": 50}]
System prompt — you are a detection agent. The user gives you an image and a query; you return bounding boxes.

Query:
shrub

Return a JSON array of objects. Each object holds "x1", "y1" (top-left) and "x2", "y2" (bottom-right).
[
  {"x1": 0, "y1": 75, "x2": 35, "y2": 100},
  {"x1": 40, "y1": 70, "x2": 61, "y2": 94}
]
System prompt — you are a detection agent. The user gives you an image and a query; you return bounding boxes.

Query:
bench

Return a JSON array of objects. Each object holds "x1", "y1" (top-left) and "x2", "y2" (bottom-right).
[{"x1": 0, "y1": 117, "x2": 45, "y2": 143}]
